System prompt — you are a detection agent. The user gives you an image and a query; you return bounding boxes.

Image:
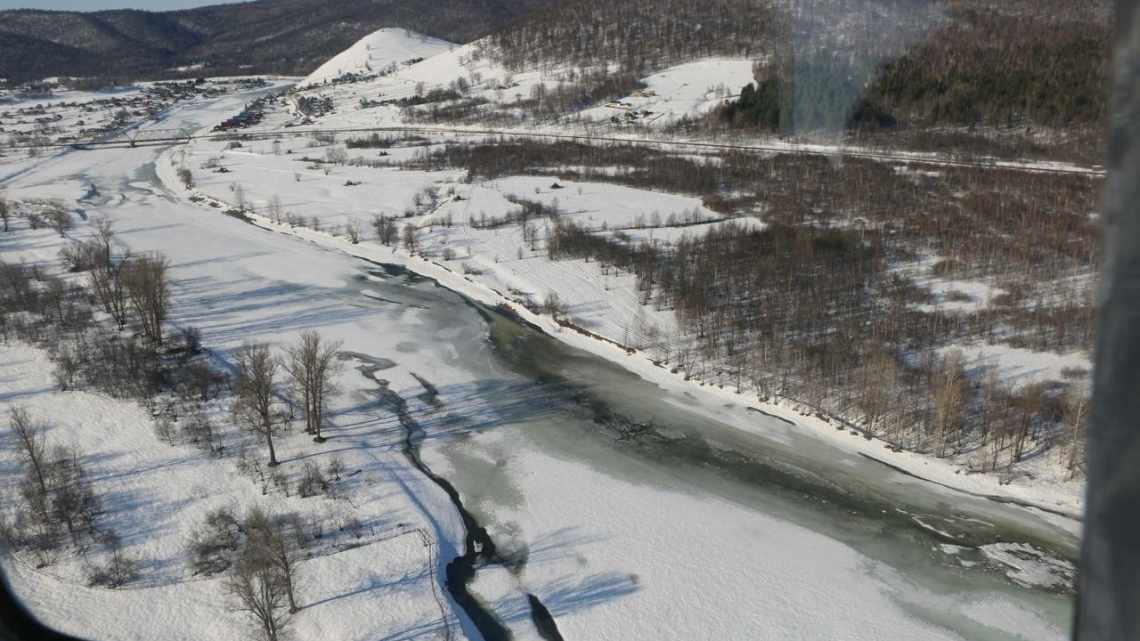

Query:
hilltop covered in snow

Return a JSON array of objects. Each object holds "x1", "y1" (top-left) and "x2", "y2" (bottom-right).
[{"x1": 301, "y1": 28, "x2": 455, "y2": 88}]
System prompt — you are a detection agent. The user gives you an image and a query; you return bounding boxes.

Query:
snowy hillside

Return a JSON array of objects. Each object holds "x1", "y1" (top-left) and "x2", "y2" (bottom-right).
[
  {"x1": 287, "y1": 37, "x2": 757, "y2": 130},
  {"x1": 301, "y1": 28, "x2": 455, "y2": 88},
  {"x1": 579, "y1": 58, "x2": 756, "y2": 125}
]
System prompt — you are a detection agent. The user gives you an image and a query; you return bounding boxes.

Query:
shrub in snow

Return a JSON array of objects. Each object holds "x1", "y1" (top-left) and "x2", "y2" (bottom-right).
[
  {"x1": 297, "y1": 462, "x2": 327, "y2": 498},
  {"x1": 182, "y1": 409, "x2": 220, "y2": 456},
  {"x1": 153, "y1": 414, "x2": 177, "y2": 444},
  {"x1": 85, "y1": 542, "x2": 141, "y2": 588},
  {"x1": 187, "y1": 507, "x2": 242, "y2": 576}
]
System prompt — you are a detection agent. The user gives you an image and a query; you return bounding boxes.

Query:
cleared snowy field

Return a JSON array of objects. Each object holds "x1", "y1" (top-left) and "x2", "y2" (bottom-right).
[
  {"x1": 175, "y1": 139, "x2": 743, "y2": 343},
  {"x1": 301, "y1": 29, "x2": 455, "y2": 88},
  {"x1": 0, "y1": 344, "x2": 452, "y2": 641},
  {"x1": 579, "y1": 58, "x2": 756, "y2": 125}
]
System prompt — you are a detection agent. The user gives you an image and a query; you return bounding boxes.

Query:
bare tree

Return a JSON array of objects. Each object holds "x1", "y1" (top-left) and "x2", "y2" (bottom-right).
[
  {"x1": 47, "y1": 445, "x2": 100, "y2": 545},
  {"x1": 267, "y1": 195, "x2": 283, "y2": 225},
  {"x1": 1064, "y1": 385, "x2": 1088, "y2": 479},
  {"x1": 86, "y1": 536, "x2": 141, "y2": 588},
  {"x1": 225, "y1": 547, "x2": 290, "y2": 641},
  {"x1": 402, "y1": 224, "x2": 418, "y2": 254},
  {"x1": 284, "y1": 330, "x2": 343, "y2": 442},
  {"x1": 177, "y1": 167, "x2": 194, "y2": 190},
  {"x1": 90, "y1": 247, "x2": 131, "y2": 329},
  {"x1": 91, "y1": 217, "x2": 115, "y2": 264},
  {"x1": 233, "y1": 343, "x2": 283, "y2": 466},
  {"x1": 932, "y1": 350, "x2": 966, "y2": 457},
  {"x1": 8, "y1": 410, "x2": 101, "y2": 555},
  {"x1": 46, "y1": 204, "x2": 73, "y2": 238},
  {"x1": 244, "y1": 509, "x2": 302, "y2": 614},
  {"x1": 858, "y1": 348, "x2": 895, "y2": 436},
  {"x1": 123, "y1": 254, "x2": 171, "y2": 344},
  {"x1": 372, "y1": 214, "x2": 397, "y2": 245},
  {"x1": 0, "y1": 195, "x2": 10, "y2": 232},
  {"x1": 1010, "y1": 384, "x2": 1044, "y2": 464},
  {"x1": 232, "y1": 183, "x2": 247, "y2": 211},
  {"x1": 9, "y1": 406, "x2": 49, "y2": 497},
  {"x1": 542, "y1": 291, "x2": 562, "y2": 317},
  {"x1": 182, "y1": 408, "x2": 220, "y2": 455}
]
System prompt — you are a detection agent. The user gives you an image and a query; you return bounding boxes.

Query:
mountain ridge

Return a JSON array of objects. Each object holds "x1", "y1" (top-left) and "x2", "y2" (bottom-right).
[{"x1": 0, "y1": 0, "x2": 547, "y2": 83}]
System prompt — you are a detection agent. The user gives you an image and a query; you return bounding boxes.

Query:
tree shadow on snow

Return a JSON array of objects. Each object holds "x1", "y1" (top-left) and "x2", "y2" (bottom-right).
[{"x1": 495, "y1": 571, "x2": 640, "y2": 622}]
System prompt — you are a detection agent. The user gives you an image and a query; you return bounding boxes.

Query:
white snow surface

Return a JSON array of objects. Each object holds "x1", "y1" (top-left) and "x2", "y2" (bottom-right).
[
  {"x1": 301, "y1": 28, "x2": 454, "y2": 88},
  {"x1": 580, "y1": 58, "x2": 757, "y2": 125},
  {"x1": 423, "y1": 427, "x2": 1067, "y2": 641},
  {"x1": 939, "y1": 342, "x2": 1091, "y2": 389},
  {"x1": 916, "y1": 278, "x2": 1006, "y2": 314}
]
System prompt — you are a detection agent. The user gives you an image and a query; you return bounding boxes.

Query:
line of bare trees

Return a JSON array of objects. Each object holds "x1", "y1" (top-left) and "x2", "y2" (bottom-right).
[
  {"x1": 186, "y1": 505, "x2": 304, "y2": 641},
  {"x1": 233, "y1": 331, "x2": 343, "y2": 466},
  {"x1": 1, "y1": 406, "x2": 138, "y2": 585},
  {"x1": 0, "y1": 205, "x2": 352, "y2": 617},
  {"x1": 57, "y1": 217, "x2": 171, "y2": 344},
  {"x1": 193, "y1": 329, "x2": 344, "y2": 641},
  {"x1": 0, "y1": 194, "x2": 10, "y2": 232}
]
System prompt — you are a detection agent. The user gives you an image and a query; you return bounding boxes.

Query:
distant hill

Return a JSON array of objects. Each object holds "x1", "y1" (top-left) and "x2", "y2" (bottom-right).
[{"x1": 0, "y1": 0, "x2": 548, "y2": 83}]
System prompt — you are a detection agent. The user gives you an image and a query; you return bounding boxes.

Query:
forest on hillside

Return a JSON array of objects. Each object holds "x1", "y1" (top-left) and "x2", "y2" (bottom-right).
[
  {"x1": 486, "y1": 0, "x2": 1109, "y2": 152},
  {"x1": 714, "y1": 5, "x2": 1109, "y2": 135}
]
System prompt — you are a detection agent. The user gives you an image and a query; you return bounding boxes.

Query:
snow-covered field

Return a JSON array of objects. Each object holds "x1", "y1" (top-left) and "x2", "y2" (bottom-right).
[
  {"x1": 579, "y1": 58, "x2": 756, "y2": 125},
  {"x1": 178, "y1": 141, "x2": 732, "y2": 343},
  {"x1": 0, "y1": 343, "x2": 453, "y2": 641}
]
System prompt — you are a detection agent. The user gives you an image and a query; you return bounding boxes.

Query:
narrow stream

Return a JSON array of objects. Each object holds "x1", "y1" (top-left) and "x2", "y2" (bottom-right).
[{"x1": 361, "y1": 356, "x2": 563, "y2": 641}]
